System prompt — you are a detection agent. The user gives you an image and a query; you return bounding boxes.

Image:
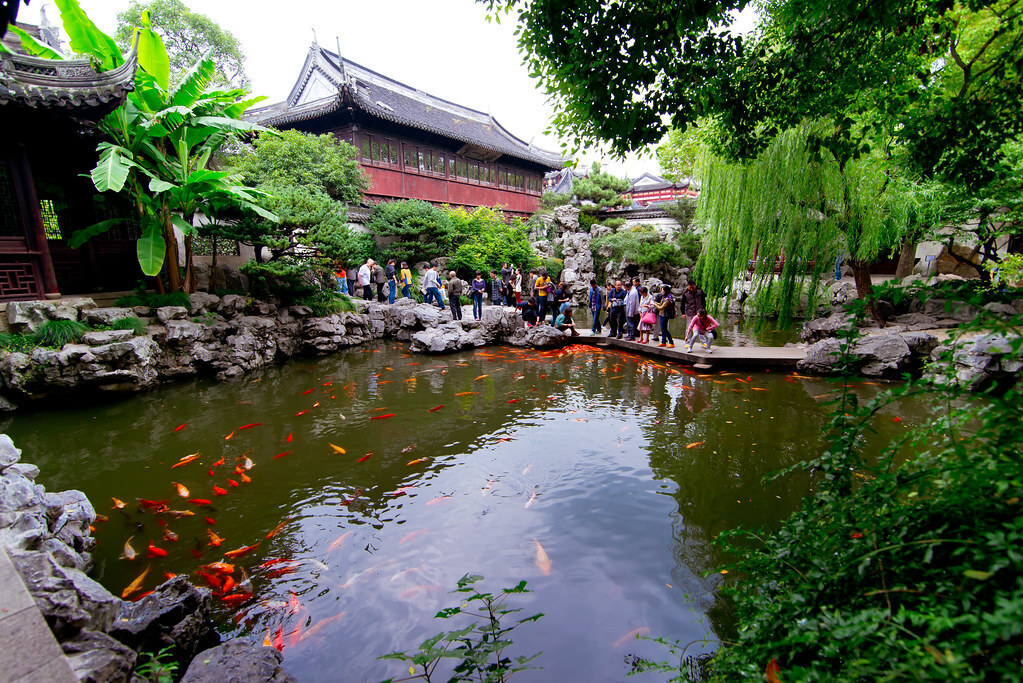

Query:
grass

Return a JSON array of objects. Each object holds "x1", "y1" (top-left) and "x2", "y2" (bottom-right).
[
  {"x1": 35, "y1": 320, "x2": 87, "y2": 347},
  {"x1": 114, "y1": 291, "x2": 191, "y2": 309}
]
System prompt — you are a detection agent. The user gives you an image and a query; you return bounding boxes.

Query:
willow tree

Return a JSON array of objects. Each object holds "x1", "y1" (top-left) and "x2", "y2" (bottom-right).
[{"x1": 696, "y1": 122, "x2": 910, "y2": 325}]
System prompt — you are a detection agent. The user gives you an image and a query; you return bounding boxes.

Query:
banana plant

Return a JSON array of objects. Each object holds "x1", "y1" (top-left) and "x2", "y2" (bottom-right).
[{"x1": 24, "y1": 0, "x2": 276, "y2": 292}]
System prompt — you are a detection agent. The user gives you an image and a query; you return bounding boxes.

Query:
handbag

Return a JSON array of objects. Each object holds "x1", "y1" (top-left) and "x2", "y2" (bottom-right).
[{"x1": 640, "y1": 311, "x2": 657, "y2": 325}]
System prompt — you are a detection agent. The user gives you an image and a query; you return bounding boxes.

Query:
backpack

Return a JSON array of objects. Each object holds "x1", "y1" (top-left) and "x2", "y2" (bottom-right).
[{"x1": 665, "y1": 296, "x2": 677, "y2": 319}]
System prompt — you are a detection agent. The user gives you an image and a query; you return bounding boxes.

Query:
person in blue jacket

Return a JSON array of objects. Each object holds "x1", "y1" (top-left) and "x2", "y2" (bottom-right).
[{"x1": 588, "y1": 279, "x2": 604, "y2": 334}]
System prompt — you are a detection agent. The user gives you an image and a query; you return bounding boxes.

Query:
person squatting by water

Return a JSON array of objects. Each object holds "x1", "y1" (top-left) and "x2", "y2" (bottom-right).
[
  {"x1": 555, "y1": 306, "x2": 580, "y2": 336},
  {"x1": 686, "y1": 308, "x2": 720, "y2": 353},
  {"x1": 682, "y1": 280, "x2": 706, "y2": 333}
]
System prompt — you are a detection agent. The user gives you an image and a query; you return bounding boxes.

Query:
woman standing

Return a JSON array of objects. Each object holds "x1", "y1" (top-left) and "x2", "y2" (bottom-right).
[
  {"x1": 652, "y1": 284, "x2": 676, "y2": 348},
  {"x1": 513, "y1": 268, "x2": 523, "y2": 305},
  {"x1": 637, "y1": 286, "x2": 655, "y2": 344},
  {"x1": 470, "y1": 271, "x2": 486, "y2": 320}
]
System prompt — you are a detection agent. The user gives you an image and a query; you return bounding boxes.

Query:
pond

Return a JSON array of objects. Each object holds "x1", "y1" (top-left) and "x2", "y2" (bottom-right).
[{"x1": 1, "y1": 337, "x2": 926, "y2": 682}]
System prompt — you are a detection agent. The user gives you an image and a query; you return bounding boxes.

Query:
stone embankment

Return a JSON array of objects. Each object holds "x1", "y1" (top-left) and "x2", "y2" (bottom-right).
[
  {"x1": 1, "y1": 295, "x2": 567, "y2": 410},
  {"x1": 0, "y1": 434, "x2": 294, "y2": 681}
]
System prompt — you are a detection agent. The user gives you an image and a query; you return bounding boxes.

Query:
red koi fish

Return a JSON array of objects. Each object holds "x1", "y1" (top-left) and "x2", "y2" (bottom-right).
[
  {"x1": 302, "y1": 388, "x2": 314, "y2": 395},
  {"x1": 196, "y1": 571, "x2": 222, "y2": 589},
  {"x1": 295, "y1": 409, "x2": 309, "y2": 416},
  {"x1": 224, "y1": 543, "x2": 260, "y2": 559},
  {"x1": 259, "y1": 557, "x2": 293, "y2": 569},
  {"x1": 272, "y1": 451, "x2": 293, "y2": 460},
  {"x1": 174, "y1": 423, "x2": 187, "y2": 432},
  {"x1": 507, "y1": 399, "x2": 519, "y2": 404},
  {"x1": 205, "y1": 516, "x2": 216, "y2": 525},
  {"x1": 220, "y1": 592, "x2": 253, "y2": 608},
  {"x1": 272, "y1": 626, "x2": 284, "y2": 652},
  {"x1": 138, "y1": 499, "x2": 169, "y2": 510},
  {"x1": 147, "y1": 541, "x2": 167, "y2": 558},
  {"x1": 212, "y1": 456, "x2": 225, "y2": 467},
  {"x1": 171, "y1": 453, "x2": 201, "y2": 469},
  {"x1": 212, "y1": 485, "x2": 227, "y2": 496},
  {"x1": 227, "y1": 479, "x2": 239, "y2": 487},
  {"x1": 188, "y1": 498, "x2": 212, "y2": 506},
  {"x1": 357, "y1": 452, "x2": 372, "y2": 463},
  {"x1": 286, "y1": 432, "x2": 293, "y2": 443},
  {"x1": 427, "y1": 405, "x2": 444, "y2": 412},
  {"x1": 265, "y1": 566, "x2": 295, "y2": 580},
  {"x1": 239, "y1": 423, "x2": 262, "y2": 429},
  {"x1": 340, "y1": 489, "x2": 363, "y2": 506},
  {"x1": 370, "y1": 414, "x2": 395, "y2": 420},
  {"x1": 265, "y1": 519, "x2": 290, "y2": 539}
]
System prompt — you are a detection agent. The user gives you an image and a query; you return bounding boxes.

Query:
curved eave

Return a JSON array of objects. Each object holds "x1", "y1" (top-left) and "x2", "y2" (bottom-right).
[{"x1": 0, "y1": 49, "x2": 137, "y2": 116}]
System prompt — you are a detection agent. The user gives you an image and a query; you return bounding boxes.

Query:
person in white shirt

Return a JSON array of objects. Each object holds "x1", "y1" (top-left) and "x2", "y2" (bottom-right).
[{"x1": 358, "y1": 259, "x2": 374, "y2": 301}]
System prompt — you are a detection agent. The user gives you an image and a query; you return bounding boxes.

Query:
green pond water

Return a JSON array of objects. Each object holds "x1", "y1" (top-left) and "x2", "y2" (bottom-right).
[{"x1": 1, "y1": 324, "x2": 929, "y2": 682}]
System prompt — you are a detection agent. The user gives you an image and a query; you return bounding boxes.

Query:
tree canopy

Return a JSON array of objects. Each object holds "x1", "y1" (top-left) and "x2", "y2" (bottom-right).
[{"x1": 116, "y1": 0, "x2": 247, "y2": 88}]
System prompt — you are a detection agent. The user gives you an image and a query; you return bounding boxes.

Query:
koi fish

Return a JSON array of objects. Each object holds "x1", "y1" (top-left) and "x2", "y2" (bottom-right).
[
  {"x1": 227, "y1": 479, "x2": 239, "y2": 487},
  {"x1": 426, "y1": 495, "x2": 452, "y2": 506},
  {"x1": 685, "y1": 441, "x2": 705, "y2": 449},
  {"x1": 207, "y1": 528, "x2": 225, "y2": 547},
  {"x1": 328, "y1": 443, "x2": 346, "y2": 455},
  {"x1": 368, "y1": 407, "x2": 389, "y2": 413},
  {"x1": 288, "y1": 591, "x2": 301, "y2": 614},
  {"x1": 534, "y1": 539, "x2": 552, "y2": 576},
  {"x1": 201, "y1": 561, "x2": 235, "y2": 575},
  {"x1": 407, "y1": 458, "x2": 428, "y2": 466},
  {"x1": 474, "y1": 374, "x2": 489, "y2": 381},
  {"x1": 212, "y1": 456, "x2": 225, "y2": 467},
  {"x1": 163, "y1": 572, "x2": 176, "y2": 581},
  {"x1": 174, "y1": 423, "x2": 187, "y2": 432},
  {"x1": 265, "y1": 566, "x2": 296, "y2": 580},
  {"x1": 295, "y1": 409, "x2": 309, "y2": 416},
  {"x1": 312, "y1": 401, "x2": 320, "y2": 407},
  {"x1": 302, "y1": 388, "x2": 314, "y2": 395},
  {"x1": 524, "y1": 488, "x2": 539, "y2": 509},
  {"x1": 522, "y1": 464, "x2": 532, "y2": 475},
  {"x1": 612, "y1": 626, "x2": 651, "y2": 649},
  {"x1": 188, "y1": 499, "x2": 212, "y2": 506},
  {"x1": 172, "y1": 482, "x2": 189, "y2": 498},
  {"x1": 340, "y1": 559, "x2": 398, "y2": 589},
  {"x1": 265, "y1": 518, "x2": 290, "y2": 539},
  {"x1": 240, "y1": 473, "x2": 251, "y2": 484},
  {"x1": 554, "y1": 379, "x2": 567, "y2": 384},
  {"x1": 427, "y1": 405, "x2": 444, "y2": 412},
  {"x1": 399, "y1": 585, "x2": 443, "y2": 600},
  {"x1": 162, "y1": 527, "x2": 179, "y2": 543},
  {"x1": 171, "y1": 453, "x2": 201, "y2": 469},
  {"x1": 208, "y1": 468, "x2": 215, "y2": 477},
  {"x1": 121, "y1": 564, "x2": 150, "y2": 598},
  {"x1": 147, "y1": 541, "x2": 167, "y2": 558},
  {"x1": 751, "y1": 387, "x2": 768, "y2": 391},
  {"x1": 205, "y1": 516, "x2": 216, "y2": 525},
  {"x1": 163, "y1": 509, "x2": 195, "y2": 518},
  {"x1": 481, "y1": 479, "x2": 498, "y2": 496},
  {"x1": 341, "y1": 489, "x2": 363, "y2": 506},
  {"x1": 94, "y1": 514, "x2": 109, "y2": 523},
  {"x1": 272, "y1": 626, "x2": 285, "y2": 652},
  {"x1": 238, "y1": 455, "x2": 254, "y2": 470},
  {"x1": 272, "y1": 451, "x2": 293, "y2": 460},
  {"x1": 400, "y1": 444, "x2": 416, "y2": 454},
  {"x1": 224, "y1": 543, "x2": 260, "y2": 559},
  {"x1": 454, "y1": 391, "x2": 478, "y2": 397},
  {"x1": 327, "y1": 531, "x2": 352, "y2": 553},
  {"x1": 239, "y1": 423, "x2": 262, "y2": 429},
  {"x1": 213, "y1": 485, "x2": 228, "y2": 496},
  {"x1": 224, "y1": 431, "x2": 235, "y2": 440},
  {"x1": 220, "y1": 592, "x2": 253, "y2": 608},
  {"x1": 299, "y1": 612, "x2": 347, "y2": 643},
  {"x1": 112, "y1": 497, "x2": 126, "y2": 509},
  {"x1": 121, "y1": 535, "x2": 137, "y2": 560},
  {"x1": 399, "y1": 529, "x2": 428, "y2": 544},
  {"x1": 286, "y1": 433, "x2": 293, "y2": 443},
  {"x1": 507, "y1": 399, "x2": 519, "y2": 404},
  {"x1": 357, "y1": 452, "x2": 372, "y2": 463},
  {"x1": 138, "y1": 499, "x2": 168, "y2": 510},
  {"x1": 370, "y1": 414, "x2": 395, "y2": 420},
  {"x1": 390, "y1": 567, "x2": 426, "y2": 582}
]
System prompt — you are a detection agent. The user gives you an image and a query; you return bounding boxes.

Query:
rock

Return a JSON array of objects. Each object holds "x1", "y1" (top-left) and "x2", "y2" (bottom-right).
[
  {"x1": 164, "y1": 320, "x2": 209, "y2": 345},
  {"x1": 827, "y1": 280, "x2": 858, "y2": 306},
  {"x1": 852, "y1": 334, "x2": 913, "y2": 377},
  {"x1": 181, "y1": 642, "x2": 296, "y2": 683},
  {"x1": 922, "y1": 299, "x2": 978, "y2": 323},
  {"x1": 8, "y1": 549, "x2": 92, "y2": 636},
  {"x1": 514, "y1": 324, "x2": 569, "y2": 349},
  {"x1": 797, "y1": 338, "x2": 844, "y2": 375},
  {"x1": 63, "y1": 630, "x2": 136, "y2": 683},
  {"x1": 81, "y1": 329, "x2": 134, "y2": 346},
  {"x1": 899, "y1": 331, "x2": 939, "y2": 357},
  {"x1": 982, "y1": 301, "x2": 1018, "y2": 318},
  {"x1": 552, "y1": 204, "x2": 581, "y2": 232},
  {"x1": 188, "y1": 292, "x2": 221, "y2": 315},
  {"x1": 156, "y1": 306, "x2": 189, "y2": 323},
  {"x1": 132, "y1": 305, "x2": 154, "y2": 317},
  {"x1": 0, "y1": 470, "x2": 40, "y2": 510},
  {"x1": 891, "y1": 312, "x2": 939, "y2": 330},
  {"x1": 0, "y1": 394, "x2": 17, "y2": 412},
  {"x1": 82, "y1": 307, "x2": 135, "y2": 326},
  {"x1": 6, "y1": 462, "x2": 38, "y2": 479},
  {"x1": 60, "y1": 566, "x2": 121, "y2": 631},
  {"x1": 288, "y1": 305, "x2": 314, "y2": 318},
  {"x1": 219, "y1": 264, "x2": 250, "y2": 293},
  {"x1": 410, "y1": 322, "x2": 480, "y2": 354},
  {"x1": 110, "y1": 576, "x2": 215, "y2": 662},
  {"x1": 801, "y1": 312, "x2": 855, "y2": 343},
  {"x1": 6, "y1": 301, "x2": 56, "y2": 332},
  {"x1": 217, "y1": 294, "x2": 248, "y2": 318},
  {"x1": 0, "y1": 433, "x2": 21, "y2": 470}
]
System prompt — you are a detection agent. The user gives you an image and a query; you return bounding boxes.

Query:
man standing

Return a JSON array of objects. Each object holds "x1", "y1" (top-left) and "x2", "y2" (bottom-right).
[
  {"x1": 490, "y1": 270, "x2": 504, "y2": 307},
  {"x1": 385, "y1": 258, "x2": 398, "y2": 304},
  {"x1": 422, "y1": 264, "x2": 445, "y2": 309},
  {"x1": 527, "y1": 269, "x2": 539, "y2": 301},
  {"x1": 358, "y1": 259, "x2": 374, "y2": 301},
  {"x1": 534, "y1": 269, "x2": 552, "y2": 324},
  {"x1": 346, "y1": 262, "x2": 359, "y2": 297},
  {"x1": 373, "y1": 261, "x2": 387, "y2": 302},
  {"x1": 624, "y1": 279, "x2": 641, "y2": 340},
  {"x1": 682, "y1": 280, "x2": 706, "y2": 332},
  {"x1": 447, "y1": 270, "x2": 464, "y2": 321},
  {"x1": 608, "y1": 280, "x2": 627, "y2": 338},
  {"x1": 588, "y1": 278, "x2": 604, "y2": 335}
]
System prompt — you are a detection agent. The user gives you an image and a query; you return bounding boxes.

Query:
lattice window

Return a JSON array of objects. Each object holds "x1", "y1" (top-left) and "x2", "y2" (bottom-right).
[
  {"x1": 20, "y1": 64, "x2": 58, "y2": 76},
  {"x1": 40, "y1": 199, "x2": 62, "y2": 239},
  {"x1": 0, "y1": 257, "x2": 39, "y2": 299},
  {"x1": 0, "y1": 162, "x2": 23, "y2": 238}
]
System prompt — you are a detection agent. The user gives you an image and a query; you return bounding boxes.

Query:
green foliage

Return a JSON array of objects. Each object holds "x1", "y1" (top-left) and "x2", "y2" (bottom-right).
[
  {"x1": 657, "y1": 124, "x2": 715, "y2": 182},
  {"x1": 591, "y1": 225, "x2": 698, "y2": 276},
  {"x1": 109, "y1": 316, "x2": 147, "y2": 335},
  {"x1": 367, "y1": 200, "x2": 453, "y2": 265},
  {"x1": 988, "y1": 253, "x2": 1023, "y2": 285},
  {"x1": 636, "y1": 292, "x2": 1023, "y2": 681},
  {"x1": 447, "y1": 206, "x2": 538, "y2": 277},
  {"x1": 0, "y1": 333, "x2": 37, "y2": 353},
  {"x1": 572, "y1": 163, "x2": 629, "y2": 212},
  {"x1": 116, "y1": 0, "x2": 246, "y2": 88},
  {"x1": 577, "y1": 212, "x2": 597, "y2": 232},
  {"x1": 599, "y1": 217, "x2": 625, "y2": 230},
  {"x1": 35, "y1": 320, "x2": 87, "y2": 348},
  {"x1": 133, "y1": 646, "x2": 179, "y2": 683},
  {"x1": 241, "y1": 258, "x2": 319, "y2": 303},
  {"x1": 539, "y1": 191, "x2": 571, "y2": 210},
  {"x1": 542, "y1": 257, "x2": 563, "y2": 283},
  {"x1": 114, "y1": 291, "x2": 191, "y2": 308},
  {"x1": 379, "y1": 574, "x2": 543, "y2": 683},
  {"x1": 662, "y1": 200, "x2": 697, "y2": 230},
  {"x1": 297, "y1": 290, "x2": 359, "y2": 317}
]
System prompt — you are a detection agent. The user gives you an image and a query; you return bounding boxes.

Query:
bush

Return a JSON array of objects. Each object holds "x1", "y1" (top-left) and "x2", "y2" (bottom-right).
[
  {"x1": 366, "y1": 199, "x2": 453, "y2": 265},
  {"x1": 109, "y1": 317, "x2": 147, "y2": 336},
  {"x1": 445, "y1": 206, "x2": 539, "y2": 278},
  {"x1": 35, "y1": 320, "x2": 87, "y2": 347},
  {"x1": 297, "y1": 290, "x2": 359, "y2": 316},
  {"x1": 0, "y1": 332, "x2": 37, "y2": 353},
  {"x1": 600, "y1": 217, "x2": 626, "y2": 230},
  {"x1": 241, "y1": 258, "x2": 320, "y2": 303},
  {"x1": 114, "y1": 292, "x2": 191, "y2": 308},
  {"x1": 590, "y1": 225, "x2": 698, "y2": 274},
  {"x1": 542, "y1": 257, "x2": 564, "y2": 282},
  {"x1": 539, "y1": 191, "x2": 572, "y2": 210}
]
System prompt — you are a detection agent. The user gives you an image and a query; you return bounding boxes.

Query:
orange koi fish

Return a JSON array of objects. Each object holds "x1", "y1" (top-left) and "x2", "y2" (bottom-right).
[
  {"x1": 406, "y1": 458, "x2": 428, "y2": 466},
  {"x1": 265, "y1": 518, "x2": 290, "y2": 539},
  {"x1": 213, "y1": 456, "x2": 225, "y2": 467},
  {"x1": 554, "y1": 379, "x2": 567, "y2": 384},
  {"x1": 164, "y1": 509, "x2": 195, "y2": 518},
  {"x1": 224, "y1": 543, "x2": 260, "y2": 559},
  {"x1": 94, "y1": 514, "x2": 109, "y2": 523},
  {"x1": 171, "y1": 482, "x2": 189, "y2": 498},
  {"x1": 227, "y1": 479, "x2": 238, "y2": 487},
  {"x1": 239, "y1": 423, "x2": 262, "y2": 429},
  {"x1": 454, "y1": 391, "x2": 478, "y2": 397},
  {"x1": 224, "y1": 431, "x2": 235, "y2": 440},
  {"x1": 212, "y1": 485, "x2": 228, "y2": 496},
  {"x1": 272, "y1": 451, "x2": 293, "y2": 460},
  {"x1": 425, "y1": 495, "x2": 452, "y2": 506},
  {"x1": 685, "y1": 441, "x2": 705, "y2": 449},
  {"x1": 533, "y1": 539, "x2": 552, "y2": 576},
  {"x1": 174, "y1": 423, "x2": 187, "y2": 432},
  {"x1": 171, "y1": 453, "x2": 201, "y2": 469},
  {"x1": 327, "y1": 531, "x2": 352, "y2": 553},
  {"x1": 162, "y1": 527, "x2": 179, "y2": 543},
  {"x1": 188, "y1": 498, "x2": 212, "y2": 506},
  {"x1": 295, "y1": 409, "x2": 309, "y2": 416},
  {"x1": 120, "y1": 535, "x2": 137, "y2": 560},
  {"x1": 612, "y1": 626, "x2": 651, "y2": 649},
  {"x1": 399, "y1": 529, "x2": 428, "y2": 544},
  {"x1": 328, "y1": 443, "x2": 346, "y2": 454},
  {"x1": 196, "y1": 571, "x2": 222, "y2": 589},
  {"x1": 399, "y1": 584, "x2": 443, "y2": 600},
  {"x1": 201, "y1": 561, "x2": 236, "y2": 575},
  {"x1": 341, "y1": 489, "x2": 363, "y2": 506},
  {"x1": 163, "y1": 572, "x2": 176, "y2": 581},
  {"x1": 265, "y1": 566, "x2": 296, "y2": 580},
  {"x1": 240, "y1": 472, "x2": 251, "y2": 484},
  {"x1": 427, "y1": 405, "x2": 443, "y2": 412},
  {"x1": 112, "y1": 497, "x2": 126, "y2": 509},
  {"x1": 299, "y1": 612, "x2": 347, "y2": 643},
  {"x1": 524, "y1": 488, "x2": 539, "y2": 509},
  {"x1": 147, "y1": 541, "x2": 167, "y2": 558},
  {"x1": 474, "y1": 374, "x2": 489, "y2": 381},
  {"x1": 121, "y1": 564, "x2": 150, "y2": 598},
  {"x1": 220, "y1": 592, "x2": 253, "y2": 608},
  {"x1": 370, "y1": 413, "x2": 395, "y2": 420},
  {"x1": 207, "y1": 528, "x2": 225, "y2": 547}
]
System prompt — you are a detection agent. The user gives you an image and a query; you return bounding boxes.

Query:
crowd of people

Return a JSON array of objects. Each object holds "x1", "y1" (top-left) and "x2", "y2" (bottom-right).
[{"x1": 331, "y1": 260, "x2": 718, "y2": 351}]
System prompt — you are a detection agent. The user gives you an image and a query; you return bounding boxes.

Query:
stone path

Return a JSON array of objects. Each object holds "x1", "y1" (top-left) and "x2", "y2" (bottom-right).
[
  {"x1": 571, "y1": 332, "x2": 805, "y2": 369},
  {"x1": 0, "y1": 548, "x2": 77, "y2": 682}
]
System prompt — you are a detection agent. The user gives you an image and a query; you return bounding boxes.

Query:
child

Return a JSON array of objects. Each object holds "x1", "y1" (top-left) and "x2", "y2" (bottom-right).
[
  {"x1": 685, "y1": 308, "x2": 719, "y2": 353},
  {"x1": 518, "y1": 296, "x2": 538, "y2": 327}
]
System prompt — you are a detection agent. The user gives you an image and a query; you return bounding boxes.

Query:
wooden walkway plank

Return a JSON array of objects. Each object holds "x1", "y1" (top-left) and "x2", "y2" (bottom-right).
[{"x1": 568, "y1": 333, "x2": 805, "y2": 368}]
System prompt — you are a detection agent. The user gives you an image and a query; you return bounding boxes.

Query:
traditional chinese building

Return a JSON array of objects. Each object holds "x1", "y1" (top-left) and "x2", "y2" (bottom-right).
[
  {"x1": 624, "y1": 172, "x2": 698, "y2": 205},
  {"x1": 248, "y1": 43, "x2": 563, "y2": 216},
  {"x1": 0, "y1": 23, "x2": 140, "y2": 302}
]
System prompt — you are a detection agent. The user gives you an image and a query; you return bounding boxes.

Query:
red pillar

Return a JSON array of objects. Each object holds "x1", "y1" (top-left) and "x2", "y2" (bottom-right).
[{"x1": 14, "y1": 144, "x2": 60, "y2": 297}]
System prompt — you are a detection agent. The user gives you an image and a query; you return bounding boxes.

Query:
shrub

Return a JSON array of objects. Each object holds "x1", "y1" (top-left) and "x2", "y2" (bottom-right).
[
  {"x1": 590, "y1": 225, "x2": 698, "y2": 274},
  {"x1": 366, "y1": 199, "x2": 453, "y2": 265},
  {"x1": 0, "y1": 332, "x2": 37, "y2": 353},
  {"x1": 297, "y1": 290, "x2": 359, "y2": 317},
  {"x1": 539, "y1": 191, "x2": 571, "y2": 210},
  {"x1": 109, "y1": 316, "x2": 147, "y2": 335},
  {"x1": 35, "y1": 320, "x2": 87, "y2": 348},
  {"x1": 542, "y1": 257, "x2": 564, "y2": 282},
  {"x1": 600, "y1": 217, "x2": 626, "y2": 230},
  {"x1": 114, "y1": 292, "x2": 191, "y2": 308},
  {"x1": 445, "y1": 206, "x2": 539, "y2": 277}
]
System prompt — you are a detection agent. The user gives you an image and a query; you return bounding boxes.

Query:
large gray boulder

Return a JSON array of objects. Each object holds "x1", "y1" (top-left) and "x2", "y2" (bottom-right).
[
  {"x1": 110, "y1": 576, "x2": 216, "y2": 663},
  {"x1": 188, "y1": 292, "x2": 221, "y2": 315},
  {"x1": 852, "y1": 334, "x2": 913, "y2": 377},
  {"x1": 62, "y1": 629, "x2": 137, "y2": 683},
  {"x1": 801, "y1": 312, "x2": 856, "y2": 343},
  {"x1": 506, "y1": 324, "x2": 570, "y2": 349},
  {"x1": 0, "y1": 433, "x2": 21, "y2": 470},
  {"x1": 82, "y1": 307, "x2": 135, "y2": 326},
  {"x1": 81, "y1": 329, "x2": 134, "y2": 346},
  {"x1": 410, "y1": 322, "x2": 482, "y2": 354},
  {"x1": 181, "y1": 642, "x2": 296, "y2": 683},
  {"x1": 797, "y1": 338, "x2": 844, "y2": 375}
]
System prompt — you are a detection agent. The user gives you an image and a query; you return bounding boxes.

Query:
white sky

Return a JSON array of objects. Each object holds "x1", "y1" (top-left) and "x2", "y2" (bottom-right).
[{"x1": 22, "y1": 0, "x2": 757, "y2": 180}]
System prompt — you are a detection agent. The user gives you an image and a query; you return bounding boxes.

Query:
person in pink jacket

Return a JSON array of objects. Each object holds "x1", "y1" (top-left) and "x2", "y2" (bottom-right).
[{"x1": 685, "y1": 308, "x2": 719, "y2": 353}]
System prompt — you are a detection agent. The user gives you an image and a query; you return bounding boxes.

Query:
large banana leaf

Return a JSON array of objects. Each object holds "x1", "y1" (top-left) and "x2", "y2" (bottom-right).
[
  {"x1": 54, "y1": 0, "x2": 122, "y2": 71},
  {"x1": 191, "y1": 117, "x2": 266, "y2": 134},
  {"x1": 91, "y1": 144, "x2": 136, "y2": 193},
  {"x1": 7, "y1": 25, "x2": 63, "y2": 59},
  {"x1": 170, "y1": 58, "x2": 216, "y2": 108},
  {"x1": 67, "y1": 218, "x2": 126, "y2": 248},
  {"x1": 136, "y1": 222, "x2": 166, "y2": 276},
  {"x1": 224, "y1": 96, "x2": 268, "y2": 119},
  {"x1": 170, "y1": 215, "x2": 196, "y2": 237},
  {"x1": 134, "y1": 10, "x2": 170, "y2": 91}
]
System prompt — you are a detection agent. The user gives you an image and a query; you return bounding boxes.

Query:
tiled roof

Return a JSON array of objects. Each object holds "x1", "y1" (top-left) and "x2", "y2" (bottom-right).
[
  {"x1": 0, "y1": 49, "x2": 136, "y2": 117},
  {"x1": 248, "y1": 44, "x2": 564, "y2": 169}
]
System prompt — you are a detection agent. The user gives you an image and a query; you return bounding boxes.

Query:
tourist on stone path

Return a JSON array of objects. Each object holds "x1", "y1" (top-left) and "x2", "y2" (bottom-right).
[
  {"x1": 423, "y1": 264, "x2": 445, "y2": 309},
  {"x1": 623, "y1": 279, "x2": 640, "y2": 340},
  {"x1": 358, "y1": 259, "x2": 374, "y2": 301},
  {"x1": 334, "y1": 263, "x2": 348, "y2": 294},
  {"x1": 588, "y1": 279, "x2": 604, "y2": 334},
  {"x1": 685, "y1": 308, "x2": 719, "y2": 353},
  {"x1": 551, "y1": 282, "x2": 571, "y2": 325},
  {"x1": 535, "y1": 269, "x2": 552, "y2": 324},
  {"x1": 501, "y1": 262, "x2": 513, "y2": 294},
  {"x1": 653, "y1": 284, "x2": 677, "y2": 347},
  {"x1": 490, "y1": 270, "x2": 504, "y2": 307},
  {"x1": 638, "y1": 286, "x2": 656, "y2": 344},
  {"x1": 447, "y1": 271, "x2": 465, "y2": 321},
  {"x1": 608, "y1": 280, "x2": 627, "y2": 339},
  {"x1": 604, "y1": 283, "x2": 614, "y2": 332},
  {"x1": 555, "y1": 306, "x2": 580, "y2": 336},
  {"x1": 399, "y1": 262, "x2": 413, "y2": 299},
  {"x1": 470, "y1": 271, "x2": 487, "y2": 320},
  {"x1": 373, "y1": 261, "x2": 387, "y2": 302},
  {"x1": 385, "y1": 258, "x2": 398, "y2": 304},
  {"x1": 682, "y1": 281, "x2": 706, "y2": 331},
  {"x1": 347, "y1": 262, "x2": 359, "y2": 296},
  {"x1": 527, "y1": 269, "x2": 539, "y2": 300},
  {"x1": 651, "y1": 292, "x2": 662, "y2": 344},
  {"x1": 518, "y1": 296, "x2": 538, "y2": 327},
  {"x1": 513, "y1": 268, "x2": 523, "y2": 305}
]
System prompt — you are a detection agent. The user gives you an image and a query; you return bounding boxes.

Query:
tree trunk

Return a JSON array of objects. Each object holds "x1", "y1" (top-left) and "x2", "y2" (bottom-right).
[
  {"x1": 163, "y1": 211, "x2": 182, "y2": 292},
  {"x1": 850, "y1": 259, "x2": 880, "y2": 321},
  {"x1": 183, "y1": 233, "x2": 196, "y2": 294},
  {"x1": 894, "y1": 238, "x2": 917, "y2": 279}
]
